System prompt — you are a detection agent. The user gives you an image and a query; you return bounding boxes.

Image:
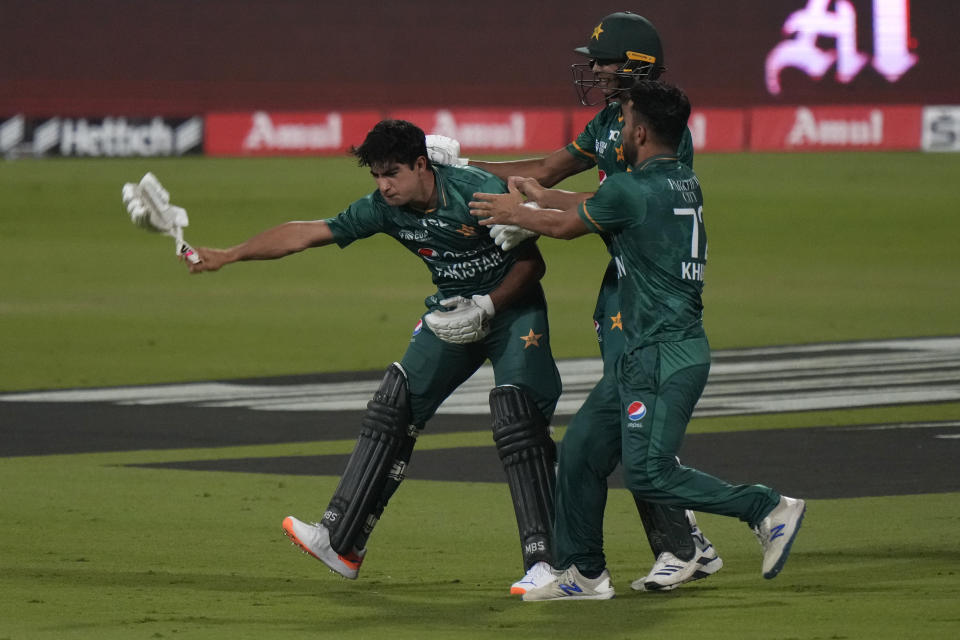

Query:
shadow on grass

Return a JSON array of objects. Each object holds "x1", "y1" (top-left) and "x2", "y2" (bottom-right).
[{"x1": 3, "y1": 561, "x2": 866, "y2": 638}]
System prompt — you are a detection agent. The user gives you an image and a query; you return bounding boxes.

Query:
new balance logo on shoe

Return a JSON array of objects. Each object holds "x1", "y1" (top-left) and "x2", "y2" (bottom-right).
[
  {"x1": 522, "y1": 566, "x2": 615, "y2": 601},
  {"x1": 756, "y1": 496, "x2": 806, "y2": 579}
]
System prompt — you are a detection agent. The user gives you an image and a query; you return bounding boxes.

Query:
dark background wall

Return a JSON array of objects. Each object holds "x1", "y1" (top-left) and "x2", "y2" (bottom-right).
[{"x1": 3, "y1": 0, "x2": 958, "y2": 116}]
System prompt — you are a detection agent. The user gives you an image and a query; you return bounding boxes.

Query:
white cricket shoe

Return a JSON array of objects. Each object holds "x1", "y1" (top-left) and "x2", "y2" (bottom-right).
[
  {"x1": 755, "y1": 496, "x2": 806, "y2": 579},
  {"x1": 631, "y1": 511, "x2": 723, "y2": 591},
  {"x1": 282, "y1": 516, "x2": 366, "y2": 579},
  {"x1": 522, "y1": 565, "x2": 615, "y2": 601},
  {"x1": 510, "y1": 561, "x2": 557, "y2": 595}
]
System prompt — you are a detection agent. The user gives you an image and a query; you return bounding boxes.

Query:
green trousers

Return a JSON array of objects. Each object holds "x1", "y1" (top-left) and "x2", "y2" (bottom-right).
[
  {"x1": 352, "y1": 288, "x2": 561, "y2": 554},
  {"x1": 554, "y1": 333, "x2": 780, "y2": 574},
  {"x1": 400, "y1": 287, "x2": 562, "y2": 427}
]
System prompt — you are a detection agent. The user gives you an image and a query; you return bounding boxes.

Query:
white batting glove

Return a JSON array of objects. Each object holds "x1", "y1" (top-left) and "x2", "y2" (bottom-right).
[
  {"x1": 490, "y1": 224, "x2": 539, "y2": 251},
  {"x1": 426, "y1": 134, "x2": 469, "y2": 167},
  {"x1": 121, "y1": 172, "x2": 199, "y2": 263},
  {"x1": 122, "y1": 182, "x2": 152, "y2": 229},
  {"x1": 121, "y1": 173, "x2": 189, "y2": 232},
  {"x1": 423, "y1": 294, "x2": 495, "y2": 344}
]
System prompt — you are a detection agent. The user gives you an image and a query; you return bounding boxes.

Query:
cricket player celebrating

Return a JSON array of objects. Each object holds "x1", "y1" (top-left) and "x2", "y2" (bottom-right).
[
  {"x1": 177, "y1": 120, "x2": 562, "y2": 591},
  {"x1": 469, "y1": 81, "x2": 806, "y2": 601},
  {"x1": 429, "y1": 12, "x2": 721, "y2": 593}
]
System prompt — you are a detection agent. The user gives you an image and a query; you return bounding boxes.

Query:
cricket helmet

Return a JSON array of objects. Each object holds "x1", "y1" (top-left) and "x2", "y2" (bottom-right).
[{"x1": 572, "y1": 12, "x2": 666, "y2": 105}]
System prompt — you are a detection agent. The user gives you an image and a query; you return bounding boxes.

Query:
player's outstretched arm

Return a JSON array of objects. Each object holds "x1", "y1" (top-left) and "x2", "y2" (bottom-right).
[
  {"x1": 485, "y1": 177, "x2": 593, "y2": 251},
  {"x1": 470, "y1": 184, "x2": 588, "y2": 241},
  {"x1": 510, "y1": 176, "x2": 592, "y2": 212},
  {"x1": 471, "y1": 148, "x2": 590, "y2": 188},
  {"x1": 188, "y1": 220, "x2": 334, "y2": 273}
]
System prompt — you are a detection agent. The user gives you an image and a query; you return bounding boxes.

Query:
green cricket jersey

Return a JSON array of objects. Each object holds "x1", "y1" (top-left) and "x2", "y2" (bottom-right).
[
  {"x1": 566, "y1": 101, "x2": 694, "y2": 184},
  {"x1": 566, "y1": 101, "x2": 696, "y2": 346},
  {"x1": 576, "y1": 154, "x2": 707, "y2": 349},
  {"x1": 326, "y1": 165, "x2": 513, "y2": 310}
]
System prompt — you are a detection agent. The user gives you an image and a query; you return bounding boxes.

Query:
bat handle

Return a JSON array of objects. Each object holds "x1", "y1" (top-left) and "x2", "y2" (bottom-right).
[
  {"x1": 172, "y1": 226, "x2": 201, "y2": 264},
  {"x1": 179, "y1": 240, "x2": 201, "y2": 264}
]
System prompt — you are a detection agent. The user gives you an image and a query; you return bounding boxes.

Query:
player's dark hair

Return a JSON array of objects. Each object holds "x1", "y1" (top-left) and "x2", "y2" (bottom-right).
[
  {"x1": 351, "y1": 120, "x2": 430, "y2": 169},
  {"x1": 627, "y1": 80, "x2": 690, "y2": 150}
]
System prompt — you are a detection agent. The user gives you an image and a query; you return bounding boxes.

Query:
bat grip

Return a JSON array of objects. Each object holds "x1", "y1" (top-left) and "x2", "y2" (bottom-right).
[
  {"x1": 179, "y1": 240, "x2": 201, "y2": 265},
  {"x1": 171, "y1": 226, "x2": 201, "y2": 264}
]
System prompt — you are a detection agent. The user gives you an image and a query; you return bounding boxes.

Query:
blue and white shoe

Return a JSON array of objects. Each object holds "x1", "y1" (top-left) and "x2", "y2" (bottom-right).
[
  {"x1": 631, "y1": 511, "x2": 723, "y2": 591},
  {"x1": 522, "y1": 565, "x2": 615, "y2": 601},
  {"x1": 755, "y1": 496, "x2": 806, "y2": 579}
]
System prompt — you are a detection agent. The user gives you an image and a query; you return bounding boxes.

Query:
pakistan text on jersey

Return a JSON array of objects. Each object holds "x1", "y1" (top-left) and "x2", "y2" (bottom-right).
[{"x1": 435, "y1": 250, "x2": 507, "y2": 281}]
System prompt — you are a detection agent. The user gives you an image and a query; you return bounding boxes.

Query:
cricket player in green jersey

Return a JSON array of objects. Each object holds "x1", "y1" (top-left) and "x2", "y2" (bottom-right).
[
  {"x1": 470, "y1": 81, "x2": 806, "y2": 601},
  {"x1": 428, "y1": 11, "x2": 720, "y2": 594},
  {"x1": 186, "y1": 120, "x2": 562, "y2": 592}
]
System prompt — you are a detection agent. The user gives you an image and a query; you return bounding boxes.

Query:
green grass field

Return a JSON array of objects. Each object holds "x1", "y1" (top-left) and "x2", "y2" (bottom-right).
[
  {"x1": 2, "y1": 153, "x2": 959, "y2": 639},
  {"x1": 2, "y1": 442, "x2": 958, "y2": 640},
  {"x1": 2, "y1": 152, "x2": 959, "y2": 390}
]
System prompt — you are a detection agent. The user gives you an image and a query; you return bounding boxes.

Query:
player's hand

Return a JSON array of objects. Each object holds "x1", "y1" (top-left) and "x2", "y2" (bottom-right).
[
  {"x1": 508, "y1": 176, "x2": 546, "y2": 203},
  {"x1": 184, "y1": 247, "x2": 226, "y2": 273},
  {"x1": 426, "y1": 134, "x2": 469, "y2": 167},
  {"x1": 488, "y1": 178, "x2": 543, "y2": 250},
  {"x1": 423, "y1": 295, "x2": 495, "y2": 344},
  {"x1": 490, "y1": 224, "x2": 539, "y2": 251},
  {"x1": 469, "y1": 181, "x2": 525, "y2": 226}
]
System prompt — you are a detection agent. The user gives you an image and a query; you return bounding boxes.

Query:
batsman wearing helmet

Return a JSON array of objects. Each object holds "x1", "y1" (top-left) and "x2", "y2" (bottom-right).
[
  {"x1": 428, "y1": 12, "x2": 721, "y2": 593},
  {"x1": 184, "y1": 120, "x2": 562, "y2": 591}
]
